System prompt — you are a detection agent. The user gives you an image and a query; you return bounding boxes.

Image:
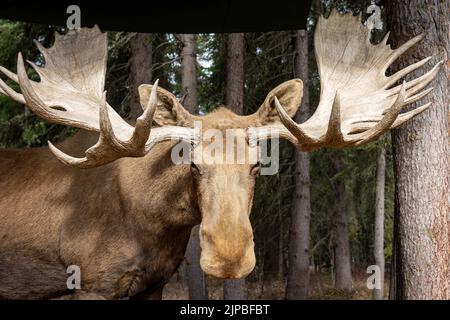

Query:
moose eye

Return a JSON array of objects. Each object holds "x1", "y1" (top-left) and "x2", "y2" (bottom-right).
[
  {"x1": 190, "y1": 162, "x2": 203, "y2": 175},
  {"x1": 250, "y1": 162, "x2": 261, "y2": 176}
]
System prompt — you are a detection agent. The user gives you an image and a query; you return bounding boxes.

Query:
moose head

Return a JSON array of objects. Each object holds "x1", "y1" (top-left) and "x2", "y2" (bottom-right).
[{"x1": 0, "y1": 11, "x2": 440, "y2": 280}]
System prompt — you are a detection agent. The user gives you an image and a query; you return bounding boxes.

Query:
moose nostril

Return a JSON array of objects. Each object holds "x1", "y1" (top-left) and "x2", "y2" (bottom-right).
[
  {"x1": 200, "y1": 229, "x2": 214, "y2": 243},
  {"x1": 201, "y1": 227, "x2": 253, "y2": 246}
]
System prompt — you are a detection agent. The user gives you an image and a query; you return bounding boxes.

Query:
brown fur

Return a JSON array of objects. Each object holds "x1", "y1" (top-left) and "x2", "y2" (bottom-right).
[{"x1": 0, "y1": 80, "x2": 301, "y2": 299}]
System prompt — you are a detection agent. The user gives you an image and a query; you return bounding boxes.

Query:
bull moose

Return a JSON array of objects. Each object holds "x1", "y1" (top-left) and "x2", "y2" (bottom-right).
[{"x1": 0, "y1": 11, "x2": 440, "y2": 299}]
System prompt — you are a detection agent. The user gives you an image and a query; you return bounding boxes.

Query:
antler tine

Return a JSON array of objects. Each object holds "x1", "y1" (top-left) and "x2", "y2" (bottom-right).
[
  {"x1": 273, "y1": 93, "x2": 348, "y2": 149},
  {"x1": 384, "y1": 33, "x2": 425, "y2": 71},
  {"x1": 246, "y1": 123, "x2": 301, "y2": 148},
  {"x1": 97, "y1": 91, "x2": 122, "y2": 149},
  {"x1": 324, "y1": 92, "x2": 345, "y2": 145},
  {"x1": 32, "y1": 39, "x2": 51, "y2": 63},
  {"x1": 273, "y1": 96, "x2": 319, "y2": 145},
  {"x1": 0, "y1": 66, "x2": 19, "y2": 82},
  {"x1": 48, "y1": 80, "x2": 165, "y2": 168},
  {"x1": 16, "y1": 52, "x2": 59, "y2": 121},
  {"x1": 384, "y1": 56, "x2": 432, "y2": 89},
  {"x1": 0, "y1": 77, "x2": 25, "y2": 104},
  {"x1": 347, "y1": 95, "x2": 433, "y2": 135},
  {"x1": 381, "y1": 31, "x2": 390, "y2": 45},
  {"x1": 48, "y1": 79, "x2": 197, "y2": 168},
  {"x1": 129, "y1": 79, "x2": 159, "y2": 150},
  {"x1": 404, "y1": 60, "x2": 443, "y2": 97},
  {"x1": 49, "y1": 91, "x2": 124, "y2": 168},
  {"x1": 0, "y1": 26, "x2": 200, "y2": 168},
  {"x1": 405, "y1": 87, "x2": 433, "y2": 104},
  {"x1": 0, "y1": 61, "x2": 26, "y2": 104},
  {"x1": 387, "y1": 60, "x2": 443, "y2": 96},
  {"x1": 350, "y1": 81, "x2": 407, "y2": 146},
  {"x1": 391, "y1": 102, "x2": 432, "y2": 128},
  {"x1": 252, "y1": 11, "x2": 441, "y2": 151}
]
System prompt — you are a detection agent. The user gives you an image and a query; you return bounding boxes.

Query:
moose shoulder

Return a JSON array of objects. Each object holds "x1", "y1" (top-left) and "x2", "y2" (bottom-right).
[
  {"x1": 0, "y1": 131, "x2": 199, "y2": 299},
  {"x1": 0, "y1": 11, "x2": 440, "y2": 299}
]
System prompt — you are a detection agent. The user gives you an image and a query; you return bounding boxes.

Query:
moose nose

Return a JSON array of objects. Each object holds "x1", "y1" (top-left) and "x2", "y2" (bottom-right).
[
  {"x1": 200, "y1": 225, "x2": 254, "y2": 248},
  {"x1": 200, "y1": 257, "x2": 255, "y2": 279},
  {"x1": 199, "y1": 226, "x2": 256, "y2": 279}
]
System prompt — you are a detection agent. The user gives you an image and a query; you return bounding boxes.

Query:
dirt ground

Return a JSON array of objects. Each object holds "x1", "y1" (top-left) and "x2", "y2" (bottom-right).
[{"x1": 162, "y1": 271, "x2": 389, "y2": 300}]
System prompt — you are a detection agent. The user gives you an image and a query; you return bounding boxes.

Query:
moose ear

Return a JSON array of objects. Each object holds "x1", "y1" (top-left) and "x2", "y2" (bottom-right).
[
  {"x1": 252, "y1": 79, "x2": 303, "y2": 125},
  {"x1": 138, "y1": 84, "x2": 195, "y2": 127}
]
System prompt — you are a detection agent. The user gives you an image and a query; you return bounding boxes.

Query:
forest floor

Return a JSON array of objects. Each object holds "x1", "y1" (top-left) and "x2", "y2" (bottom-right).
[{"x1": 162, "y1": 271, "x2": 390, "y2": 300}]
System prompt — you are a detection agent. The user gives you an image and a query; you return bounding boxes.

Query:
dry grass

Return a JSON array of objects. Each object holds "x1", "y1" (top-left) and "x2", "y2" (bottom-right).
[{"x1": 162, "y1": 271, "x2": 389, "y2": 300}]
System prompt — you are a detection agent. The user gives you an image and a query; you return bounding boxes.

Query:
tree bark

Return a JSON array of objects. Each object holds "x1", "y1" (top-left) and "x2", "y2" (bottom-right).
[
  {"x1": 263, "y1": 224, "x2": 282, "y2": 281},
  {"x1": 226, "y1": 33, "x2": 244, "y2": 114},
  {"x1": 387, "y1": 0, "x2": 449, "y2": 300},
  {"x1": 179, "y1": 34, "x2": 198, "y2": 114},
  {"x1": 262, "y1": 213, "x2": 282, "y2": 294},
  {"x1": 223, "y1": 32, "x2": 246, "y2": 300},
  {"x1": 129, "y1": 33, "x2": 152, "y2": 121},
  {"x1": 185, "y1": 225, "x2": 208, "y2": 299},
  {"x1": 285, "y1": 29, "x2": 311, "y2": 300},
  {"x1": 331, "y1": 152, "x2": 353, "y2": 291},
  {"x1": 373, "y1": 148, "x2": 385, "y2": 300}
]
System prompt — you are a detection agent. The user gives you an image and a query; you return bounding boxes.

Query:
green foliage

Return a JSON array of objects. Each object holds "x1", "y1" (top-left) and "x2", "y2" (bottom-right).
[
  {"x1": 0, "y1": 21, "x2": 24, "y2": 65},
  {"x1": 105, "y1": 31, "x2": 133, "y2": 116},
  {"x1": 197, "y1": 33, "x2": 227, "y2": 112},
  {"x1": 0, "y1": 20, "x2": 63, "y2": 148}
]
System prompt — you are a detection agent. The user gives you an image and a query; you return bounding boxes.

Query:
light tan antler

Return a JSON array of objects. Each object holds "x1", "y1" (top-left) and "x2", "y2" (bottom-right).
[
  {"x1": 249, "y1": 10, "x2": 442, "y2": 150},
  {"x1": 0, "y1": 26, "x2": 196, "y2": 168}
]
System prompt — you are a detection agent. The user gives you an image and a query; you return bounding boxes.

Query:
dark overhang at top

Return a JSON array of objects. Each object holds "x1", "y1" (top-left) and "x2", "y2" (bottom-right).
[{"x1": 0, "y1": 0, "x2": 312, "y2": 33}]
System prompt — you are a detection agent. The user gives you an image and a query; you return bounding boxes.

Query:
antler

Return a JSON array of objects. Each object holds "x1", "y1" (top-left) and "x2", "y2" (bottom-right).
[
  {"x1": 0, "y1": 26, "x2": 196, "y2": 168},
  {"x1": 249, "y1": 10, "x2": 442, "y2": 150}
]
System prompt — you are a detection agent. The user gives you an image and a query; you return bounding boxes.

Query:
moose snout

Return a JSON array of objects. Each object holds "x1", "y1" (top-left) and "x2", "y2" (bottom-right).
[{"x1": 199, "y1": 225, "x2": 256, "y2": 279}]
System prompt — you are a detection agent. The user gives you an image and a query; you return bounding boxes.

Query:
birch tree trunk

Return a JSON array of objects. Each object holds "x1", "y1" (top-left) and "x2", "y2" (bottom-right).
[
  {"x1": 129, "y1": 33, "x2": 152, "y2": 121},
  {"x1": 285, "y1": 29, "x2": 311, "y2": 300},
  {"x1": 387, "y1": 0, "x2": 449, "y2": 300},
  {"x1": 223, "y1": 32, "x2": 246, "y2": 300}
]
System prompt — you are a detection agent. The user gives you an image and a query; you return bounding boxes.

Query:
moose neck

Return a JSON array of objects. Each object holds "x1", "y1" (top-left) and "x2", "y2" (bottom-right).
[
  {"x1": 57, "y1": 131, "x2": 200, "y2": 252},
  {"x1": 117, "y1": 140, "x2": 201, "y2": 239}
]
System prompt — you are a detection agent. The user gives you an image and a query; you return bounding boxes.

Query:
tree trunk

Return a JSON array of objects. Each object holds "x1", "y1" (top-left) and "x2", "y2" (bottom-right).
[
  {"x1": 285, "y1": 29, "x2": 311, "y2": 300},
  {"x1": 226, "y1": 33, "x2": 244, "y2": 114},
  {"x1": 373, "y1": 148, "x2": 385, "y2": 300},
  {"x1": 262, "y1": 214, "x2": 282, "y2": 292},
  {"x1": 129, "y1": 33, "x2": 152, "y2": 121},
  {"x1": 152, "y1": 34, "x2": 171, "y2": 91},
  {"x1": 387, "y1": 0, "x2": 449, "y2": 300},
  {"x1": 331, "y1": 152, "x2": 352, "y2": 291},
  {"x1": 180, "y1": 34, "x2": 198, "y2": 114},
  {"x1": 223, "y1": 32, "x2": 246, "y2": 300},
  {"x1": 389, "y1": 202, "x2": 401, "y2": 300},
  {"x1": 179, "y1": 34, "x2": 207, "y2": 300},
  {"x1": 185, "y1": 225, "x2": 208, "y2": 299}
]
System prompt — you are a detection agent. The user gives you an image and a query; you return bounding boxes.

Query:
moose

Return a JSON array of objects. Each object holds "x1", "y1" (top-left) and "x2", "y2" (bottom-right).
[{"x1": 0, "y1": 11, "x2": 440, "y2": 299}]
